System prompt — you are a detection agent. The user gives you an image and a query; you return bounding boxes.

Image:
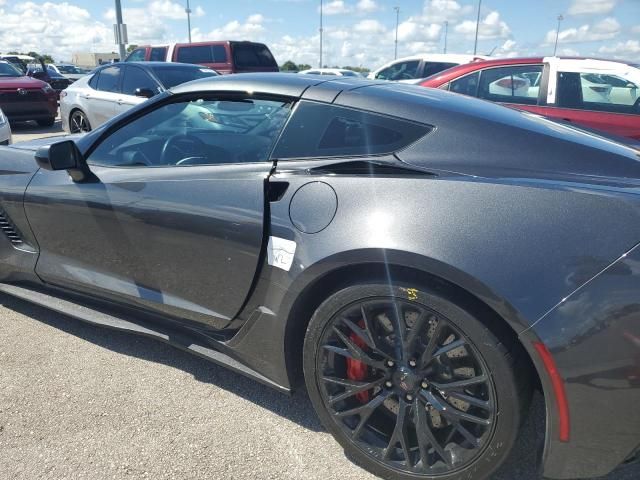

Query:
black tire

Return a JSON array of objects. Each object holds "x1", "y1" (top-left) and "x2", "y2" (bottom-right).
[
  {"x1": 303, "y1": 283, "x2": 530, "y2": 480},
  {"x1": 69, "y1": 110, "x2": 91, "y2": 133},
  {"x1": 37, "y1": 117, "x2": 55, "y2": 127}
]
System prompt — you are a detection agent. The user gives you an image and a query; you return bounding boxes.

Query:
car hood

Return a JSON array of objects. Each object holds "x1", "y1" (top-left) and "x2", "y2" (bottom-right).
[
  {"x1": 0, "y1": 76, "x2": 48, "y2": 89},
  {"x1": 9, "y1": 134, "x2": 83, "y2": 151}
]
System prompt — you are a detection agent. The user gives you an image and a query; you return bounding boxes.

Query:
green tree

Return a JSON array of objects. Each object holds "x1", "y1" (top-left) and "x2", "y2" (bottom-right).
[
  {"x1": 296, "y1": 63, "x2": 311, "y2": 71},
  {"x1": 280, "y1": 60, "x2": 298, "y2": 71},
  {"x1": 127, "y1": 44, "x2": 139, "y2": 53}
]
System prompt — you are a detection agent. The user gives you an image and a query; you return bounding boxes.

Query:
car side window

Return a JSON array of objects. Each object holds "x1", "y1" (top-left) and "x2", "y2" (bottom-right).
[
  {"x1": 88, "y1": 71, "x2": 100, "y2": 90},
  {"x1": 149, "y1": 47, "x2": 167, "y2": 62},
  {"x1": 375, "y1": 60, "x2": 420, "y2": 81},
  {"x1": 272, "y1": 101, "x2": 430, "y2": 159},
  {"x1": 557, "y1": 71, "x2": 640, "y2": 114},
  {"x1": 126, "y1": 48, "x2": 146, "y2": 62},
  {"x1": 477, "y1": 65, "x2": 543, "y2": 105},
  {"x1": 95, "y1": 66, "x2": 121, "y2": 93},
  {"x1": 449, "y1": 71, "x2": 480, "y2": 97},
  {"x1": 121, "y1": 66, "x2": 157, "y2": 96},
  {"x1": 422, "y1": 62, "x2": 458, "y2": 78},
  {"x1": 86, "y1": 96, "x2": 293, "y2": 168},
  {"x1": 176, "y1": 46, "x2": 213, "y2": 64}
]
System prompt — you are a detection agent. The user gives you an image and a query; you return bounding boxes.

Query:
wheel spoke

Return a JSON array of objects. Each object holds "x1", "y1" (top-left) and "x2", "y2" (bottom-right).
[
  {"x1": 432, "y1": 338, "x2": 466, "y2": 358},
  {"x1": 422, "y1": 390, "x2": 490, "y2": 426},
  {"x1": 447, "y1": 391, "x2": 491, "y2": 410},
  {"x1": 420, "y1": 319, "x2": 443, "y2": 368},
  {"x1": 325, "y1": 327, "x2": 386, "y2": 369},
  {"x1": 414, "y1": 398, "x2": 451, "y2": 466},
  {"x1": 405, "y1": 310, "x2": 428, "y2": 351},
  {"x1": 383, "y1": 399, "x2": 412, "y2": 466},
  {"x1": 326, "y1": 377, "x2": 385, "y2": 406},
  {"x1": 430, "y1": 374, "x2": 488, "y2": 393},
  {"x1": 335, "y1": 389, "x2": 390, "y2": 418},
  {"x1": 340, "y1": 314, "x2": 392, "y2": 360}
]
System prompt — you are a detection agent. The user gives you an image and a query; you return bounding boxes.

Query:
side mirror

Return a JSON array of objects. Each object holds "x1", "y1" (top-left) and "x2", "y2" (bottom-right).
[
  {"x1": 31, "y1": 71, "x2": 47, "y2": 80},
  {"x1": 135, "y1": 87, "x2": 155, "y2": 98},
  {"x1": 35, "y1": 140, "x2": 96, "y2": 183}
]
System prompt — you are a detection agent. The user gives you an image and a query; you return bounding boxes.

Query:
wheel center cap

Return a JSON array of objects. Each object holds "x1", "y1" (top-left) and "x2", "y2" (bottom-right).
[{"x1": 393, "y1": 368, "x2": 419, "y2": 393}]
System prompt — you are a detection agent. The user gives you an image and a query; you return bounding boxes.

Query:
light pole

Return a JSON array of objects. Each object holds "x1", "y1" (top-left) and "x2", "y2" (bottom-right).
[
  {"x1": 185, "y1": 0, "x2": 192, "y2": 43},
  {"x1": 473, "y1": 0, "x2": 482, "y2": 55},
  {"x1": 114, "y1": 0, "x2": 127, "y2": 62},
  {"x1": 319, "y1": 0, "x2": 323, "y2": 68},
  {"x1": 553, "y1": 14, "x2": 564, "y2": 56},
  {"x1": 443, "y1": 20, "x2": 448, "y2": 54},
  {"x1": 394, "y1": 6, "x2": 400, "y2": 59}
]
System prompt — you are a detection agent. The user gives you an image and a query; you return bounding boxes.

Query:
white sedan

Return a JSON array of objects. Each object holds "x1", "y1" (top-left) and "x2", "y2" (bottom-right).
[
  {"x1": 0, "y1": 108, "x2": 11, "y2": 146},
  {"x1": 298, "y1": 68, "x2": 362, "y2": 77}
]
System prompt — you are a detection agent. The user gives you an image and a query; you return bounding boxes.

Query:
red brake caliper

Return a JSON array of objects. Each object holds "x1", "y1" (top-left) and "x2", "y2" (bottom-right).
[{"x1": 346, "y1": 320, "x2": 370, "y2": 403}]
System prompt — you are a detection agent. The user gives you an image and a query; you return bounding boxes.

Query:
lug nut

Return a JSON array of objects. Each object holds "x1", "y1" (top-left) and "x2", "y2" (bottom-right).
[
  {"x1": 406, "y1": 394, "x2": 414, "y2": 401},
  {"x1": 385, "y1": 381, "x2": 393, "y2": 388},
  {"x1": 409, "y1": 359, "x2": 417, "y2": 368},
  {"x1": 386, "y1": 360, "x2": 395, "y2": 368},
  {"x1": 421, "y1": 381, "x2": 429, "y2": 389}
]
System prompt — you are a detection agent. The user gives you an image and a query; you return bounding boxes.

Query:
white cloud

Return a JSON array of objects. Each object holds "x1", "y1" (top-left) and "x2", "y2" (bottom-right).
[
  {"x1": 423, "y1": 0, "x2": 473, "y2": 23},
  {"x1": 354, "y1": 19, "x2": 385, "y2": 34},
  {"x1": 322, "y1": 0, "x2": 351, "y2": 15},
  {"x1": 455, "y1": 11, "x2": 511, "y2": 40},
  {"x1": 632, "y1": 25, "x2": 640, "y2": 34},
  {"x1": 192, "y1": 15, "x2": 266, "y2": 42},
  {"x1": 148, "y1": 0, "x2": 205, "y2": 20},
  {"x1": 356, "y1": 0, "x2": 379, "y2": 14},
  {"x1": 598, "y1": 40, "x2": 640, "y2": 59},
  {"x1": 247, "y1": 14, "x2": 264, "y2": 24},
  {"x1": 559, "y1": 47, "x2": 581, "y2": 56},
  {"x1": 544, "y1": 17, "x2": 621, "y2": 44},
  {"x1": 398, "y1": 20, "x2": 441, "y2": 43},
  {"x1": 568, "y1": 0, "x2": 617, "y2": 16}
]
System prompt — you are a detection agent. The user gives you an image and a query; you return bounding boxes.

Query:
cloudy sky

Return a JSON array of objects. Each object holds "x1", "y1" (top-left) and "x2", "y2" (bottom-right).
[{"x1": 0, "y1": 0, "x2": 638, "y2": 67}]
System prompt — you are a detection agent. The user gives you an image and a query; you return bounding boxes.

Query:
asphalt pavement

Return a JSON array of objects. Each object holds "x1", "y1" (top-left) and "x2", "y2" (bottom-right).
[{"x1": 1, "y1": 122, "x2": 638, "y2": 480}]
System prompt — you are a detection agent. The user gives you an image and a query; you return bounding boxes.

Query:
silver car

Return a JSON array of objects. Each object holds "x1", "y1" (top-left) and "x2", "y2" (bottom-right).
[
  {"x1": 60, "y1": 62, "x2": 218, "y2": 133},
  {"x1": 0, "y1": 108, "x2": 11, "y2": 145}
]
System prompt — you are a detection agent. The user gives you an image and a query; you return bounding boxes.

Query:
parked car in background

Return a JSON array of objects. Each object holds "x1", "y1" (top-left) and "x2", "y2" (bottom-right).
[
  {"x1": 0, "y1": 73, "x2": 639, "y2": 480},
  {"x1": 367, "y1": 54, "x2": 487, "y2": 82},
  {"x1": 298, "y1": 68, "x2": 362, "y2": 77},
  {"x1": 419, "y1": 57, "x2": 640, "y2": 140},
  {"x1": 48, "y1": 64, "x2": 89, "y2": 82},
  {"x1": 125, "y1": 41, "x2": 279, "y2": 74},
  {"x1": 26, "y1": 64, "x2": 72, "y2": 96},
  {"x1": 0, "y1": 60, "x2": 58, "y2": 126},
  {"x1": 0, "y1": 108, "x2": 11, "y2": 145},
  {"x1": 60, "y1": 61, "x2": 218, "y2": 133}
]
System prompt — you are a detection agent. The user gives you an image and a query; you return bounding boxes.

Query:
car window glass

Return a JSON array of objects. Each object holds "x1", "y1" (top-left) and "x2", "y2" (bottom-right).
[
  {"x1": 122, "y1": 66, "x2": 157, "y2": 96},
  {"x1": 422, "y1": 62, "x2": 458, "y2": 77},
  {"x1": 127, "y1": 48, "x2": 146, "y2": 62},
  {"x1": 149, "y1": 47, "x2": 167, "y2": 61},
  {"x1": 87, "y1": 97, "x2": 292, "y2": 168},
  {"x1": 176, "y1": 45, "x2": 213, "y2": 64},
  {"x1": 375, "y1": 60, "x2": 420, "y2": 81},
  {"x1": 95, "y1": 66, "x2": 121, "y2": 93},
  {"x1": 211, "y1": 45, "x2": 228, "y2": 63},
  {"x1": 449, "y1": 71, "x2": 480, "y2": 97},
  {"x1": 273, "y1": 101, "x2": 430, "y2": 159},
  {"x1": 477, "y1": 65, "x2": 543, "y2": 105},
  {"x1": 150, "y1": 66, "x2": 217, "y2": 89},
  {"x1": 557, "y1": 71, "x2": 639, "y2": 114},
  {"x1": 88, "y1": 71, "x2": 100, "y2": 89}
]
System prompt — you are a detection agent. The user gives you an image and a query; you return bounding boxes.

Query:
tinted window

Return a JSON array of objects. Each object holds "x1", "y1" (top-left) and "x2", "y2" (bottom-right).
[
  {"x1": 87, "y1": 97, "x2": 292, "y2": 168},
  {"x1": 477, "y1": 65, "x2": 543, "y2": 105},
  {"x1": 340, "y1": 71, "x2": 359, "y2": 77},
  {"x1": 422, "y1": 62, "x2": 458, "y2": 77},
  {"x1": 150, "y1": 66, "x2": 218, "y2": 89},
  {"x1": 126, "y1": 48, "x2": 146, "y2": 62},
  {"x1": 149, "y1": 47, "x2": 167, "y2": 61},
  {"x1": 88, "y1": 71, "x2": 100, "y2": 89},
  {"x1": 273, "y1": 101, "x2": 430, "y2": 159},
  {"x1": 95, "y1": 66, "x2": 121, "y2": 93},
  {"x1": 375, "y1": 60, "x2": 420, "y2": 81},
  {"x1": 176, "y1": 45, "x2": 216, "y2": 64},
  {"x1": 0, "y1": 62, "x2": 22, "y2": 77},
  {"x1": 122, "y1": 66, "x2": 157, "y2": 95},
  {"x1": 212, "y1": 45, "x2": 228, "y2": 63},
  {"x1": 557, "y1": 71, "x2": 640, "y2": 114},
  {"x1": 449, "y1": 71, "x2": 480, "y2": 96},
  {"x1": 232, "y1": 43, "x2": 277, "y2": 68}
]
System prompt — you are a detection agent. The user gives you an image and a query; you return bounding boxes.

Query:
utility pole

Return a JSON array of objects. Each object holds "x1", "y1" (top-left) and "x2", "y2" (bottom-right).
[
  {"x1": 394, "y1": 6, "x2": 400, "y2": 59},
  {"x1": 443, "y1": 21, "x2": 448, "y2": 54},
  {"x1": 113, "y1": 0, "x2": 127, "y2": 62},
  {"x1": 473, "y1": 0, "x2": 482, "y2": 55},
  {"x1": 186, "y1": 0, "x2": 192, "y2": 43},
  {"x1": 319, "y1": 0, "x2": 323, "y2": 68},
  {"x1": 553, "y1": 14, "x2": 564, "y2": 56}
]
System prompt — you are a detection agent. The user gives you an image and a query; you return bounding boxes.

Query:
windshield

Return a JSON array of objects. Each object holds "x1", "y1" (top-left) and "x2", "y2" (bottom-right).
[
  {"x1": 57, "y1": 65, "x2": 82, "y2": 74},
  {"x1": 151, "y1": 66, "x2": 218, "y2": 89},
  {"x1": 0, "y1": 62, "x2": 23, "y2": 77}
]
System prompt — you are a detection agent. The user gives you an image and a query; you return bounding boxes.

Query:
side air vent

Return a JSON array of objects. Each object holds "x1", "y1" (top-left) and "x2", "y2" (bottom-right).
[{"x1": 0, "y1": 210, "x2": 23, "y2": 245}]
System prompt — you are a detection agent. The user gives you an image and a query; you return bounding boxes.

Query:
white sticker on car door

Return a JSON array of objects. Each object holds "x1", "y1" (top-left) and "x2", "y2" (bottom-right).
[{"x1": 267, "y1": 236, "x2": 297, "y2": 271}]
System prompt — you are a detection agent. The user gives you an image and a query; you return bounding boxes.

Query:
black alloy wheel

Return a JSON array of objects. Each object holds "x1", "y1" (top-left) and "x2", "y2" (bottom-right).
[
  {"x1": 69, "y1": 110, "x2": 91, "y2": 133},
  {"x1": 304, "y1": 284, "x2": 529, "y2": 480}
]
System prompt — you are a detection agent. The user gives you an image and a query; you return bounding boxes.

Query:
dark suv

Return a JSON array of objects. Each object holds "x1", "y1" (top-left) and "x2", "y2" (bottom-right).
[{"x1": 125, "y1": 41, "x2": 279, "y2": 74}]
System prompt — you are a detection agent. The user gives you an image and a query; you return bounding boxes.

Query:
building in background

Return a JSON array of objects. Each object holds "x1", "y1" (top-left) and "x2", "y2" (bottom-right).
[{"x1": 72, "y1": 52, "x2": 120, "y2": 68}]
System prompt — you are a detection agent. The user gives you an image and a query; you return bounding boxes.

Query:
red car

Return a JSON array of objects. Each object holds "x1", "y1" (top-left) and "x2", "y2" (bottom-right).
[
  {"x1": 419, "y1": 57, "x2": 640, "y2": 140},
  {"x1": 0, "y1": 60, "x2": 58, "y2": 126},
  {"x1": 125, "y1": 41, "x2": 279, "y2": 74}
]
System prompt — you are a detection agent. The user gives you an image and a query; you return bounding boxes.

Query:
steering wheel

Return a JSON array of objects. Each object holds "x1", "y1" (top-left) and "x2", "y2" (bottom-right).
[{"x1": 160, "y1": 134, "x2": 209, "y2": 165}]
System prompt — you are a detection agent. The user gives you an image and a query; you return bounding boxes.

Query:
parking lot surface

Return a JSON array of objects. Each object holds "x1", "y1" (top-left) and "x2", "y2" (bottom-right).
[{"x1": 2, "y1": 126, "x2": 638, "y2": 480}]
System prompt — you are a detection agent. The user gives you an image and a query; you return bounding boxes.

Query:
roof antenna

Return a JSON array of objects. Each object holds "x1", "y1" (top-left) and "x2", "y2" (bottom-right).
[{"x1": 486, "y1": 46, "x2": 497, "y2": 56}]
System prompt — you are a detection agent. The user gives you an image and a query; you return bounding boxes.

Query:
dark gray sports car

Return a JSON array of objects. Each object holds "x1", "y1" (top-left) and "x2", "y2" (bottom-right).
[{"x1": 0, "y1": 73, "x2": 638, "y2": 480}]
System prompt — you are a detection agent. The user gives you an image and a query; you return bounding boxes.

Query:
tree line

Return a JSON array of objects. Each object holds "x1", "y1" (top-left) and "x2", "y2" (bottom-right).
[{"x1": 279, "y1": 60, "x2": 370, "y2": 74}]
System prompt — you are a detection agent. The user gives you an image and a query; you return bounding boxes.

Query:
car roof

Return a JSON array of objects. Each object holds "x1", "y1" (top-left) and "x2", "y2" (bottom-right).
[{"x1": 97, "y1": 61, "x2": 214, "y2": 70}]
